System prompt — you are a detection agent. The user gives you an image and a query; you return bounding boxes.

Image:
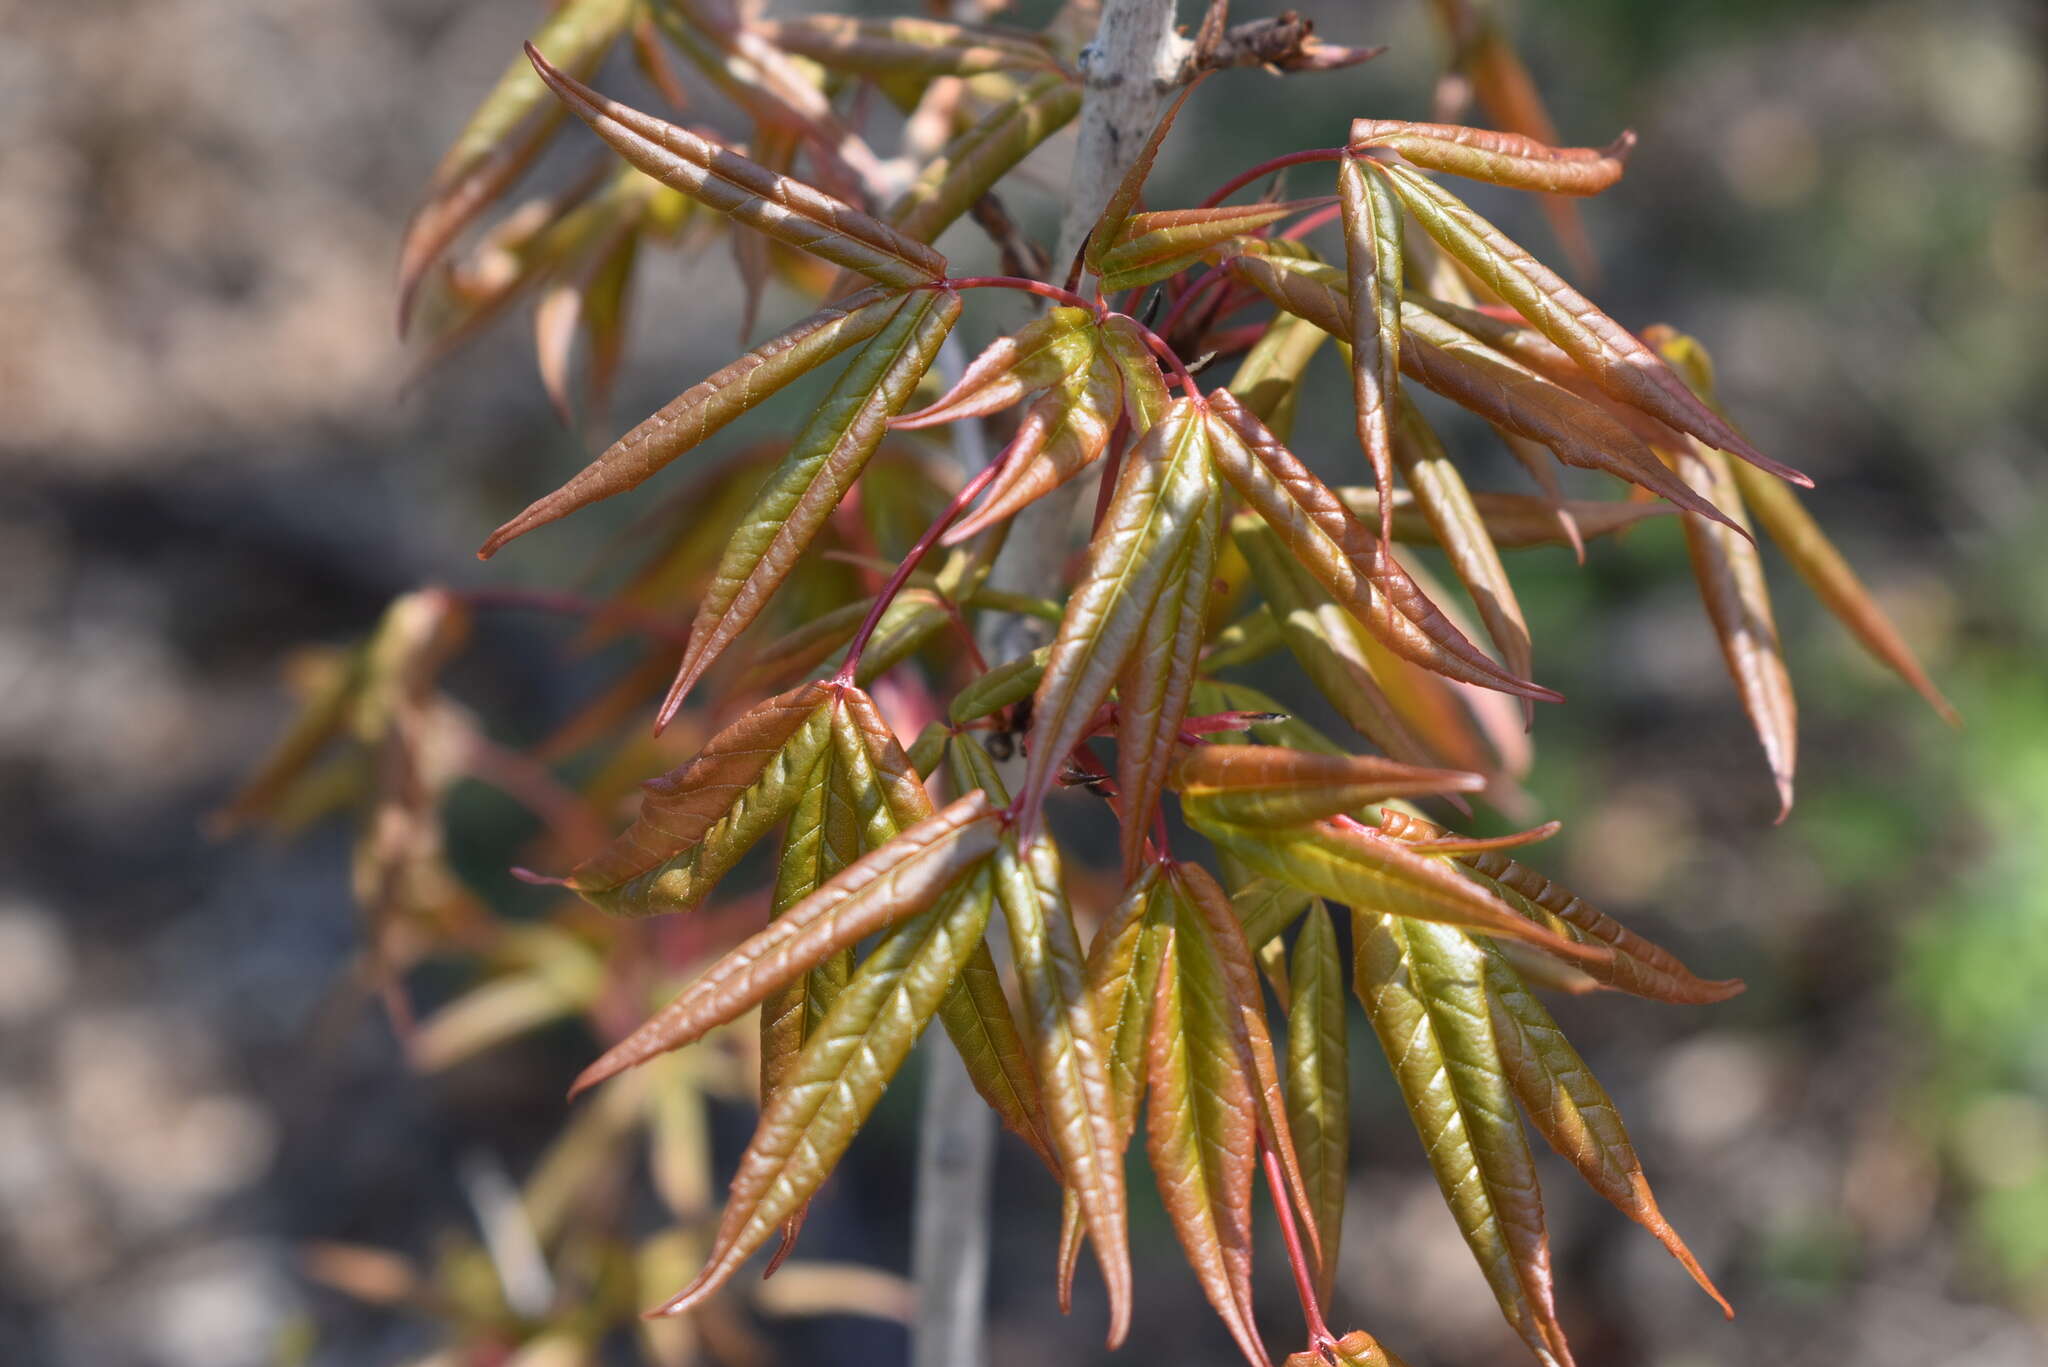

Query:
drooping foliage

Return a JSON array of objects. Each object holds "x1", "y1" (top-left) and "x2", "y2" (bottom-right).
[{"x1": 229, "y1": 2, "x2": 1956, "y2": 1363}]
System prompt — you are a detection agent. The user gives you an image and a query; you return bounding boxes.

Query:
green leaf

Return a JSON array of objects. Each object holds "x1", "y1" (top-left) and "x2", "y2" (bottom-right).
[
  {"x1": 1101, "y1": 315, "x2": 1174, "y2": 431},
  {"x1": 1207, "y1": 392, "x2": 1559, "y2": 703},
  {"x1": 895, "y1": 308, "x2": 1101, "y2": 429},
  {"x1": 565, "y1": 682, "x2": 838, "y2": 917},
  {"x1": 1144, "y1": 895, "x2": 1264, "y2": 1367},
  {"x1": 569, "y1": 789, "x2": 1001, "y2": 1096},
  {"x1": 946, "y1": 345, "x2": 1125, "y2": 544},
  {"x1": 1376, "y1": 808, "x2": 1744, "y2": 1004},
  {"x1": 1481, "y1": 946, "x2": 1733, "y2": 1315},
  {"x1": 994, "y1": 832, "x2": 1133, "y2": 1347},
  {"x1": 1095, "y1": 200, "x2": 1324, "y2": 292},
  {"x1": 1353, "y1": 914, "x2": 1573, "y2": 1367},
  {"x1": 1186, "y1": 809, "x2": 1609, "y2": 968},
  {"x1": 665, "y1": 288, "x2": 961, "y2": 718},
  {"x1": 526, "y1": 45, "x2": 947, "y2": 287},
  {"x1": 1226, "y1": 310, "x2": 1330, "y2": 441},
  {"x1": 480, "y1": 287, "x2": 904, "y2": 557},
  {"x1": 1339, "y1": 155, "x2": 1403, "y2": 544},
  {"x1": 398, "y1": 0, "x2": 635, "y2": 328},
  {"x1": 1350, "y1": 119, "x2": 1634, "y2": 195},
  {"x1": 950, "y1": 645, "x2": 1051, "y2": 724},
  {"x1": 1374, "y1": 160, "x2": 1808, "y2": 487},
  {"x1": 1336, "y1": 485, "x2": 1675, "y2": 550},
  {"x1": 654, "y1": 863, "x2": 997, "y2": 1316},
  {"x1": 882, "y1": 71, "x2": 1082, "y2": 248},
  {"x1": 1021, "y1": 398, "x2": 1213, "y2": 818},
  {"x1": 1287, "y1": 903, "x2": 1348, "y2": 1304}
]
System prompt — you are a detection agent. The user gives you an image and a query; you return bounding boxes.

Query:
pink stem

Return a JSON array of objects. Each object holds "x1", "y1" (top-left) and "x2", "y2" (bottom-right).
[
  {"x1": 1156, "y1": 264, "x2": 1232, "y2": 343},
  {"x1": 1199, "y1": 147, "x2": 1347, "y2": 209},
  {"x1": 1262, "y1": 1136, "x2": 1336, "y2": 1350},
  {"x1": 834, "y1": 447, "x2": 1012, "y2": 686}
]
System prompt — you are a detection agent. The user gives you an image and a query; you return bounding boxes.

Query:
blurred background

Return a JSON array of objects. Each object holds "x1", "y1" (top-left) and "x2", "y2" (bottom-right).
[{"x1": 3, "y1": 0, "x2": 2044, "y2": 1364}]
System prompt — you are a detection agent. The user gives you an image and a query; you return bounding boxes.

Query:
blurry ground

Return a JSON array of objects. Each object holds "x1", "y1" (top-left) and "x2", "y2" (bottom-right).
[{"x1": 3, "y1": 1, "x2": 2045, "y2": 1365}]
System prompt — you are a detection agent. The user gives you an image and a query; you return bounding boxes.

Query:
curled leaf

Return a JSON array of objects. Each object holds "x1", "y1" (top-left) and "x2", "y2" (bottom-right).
[{"x1": 1351, "y1": 118, "x2": 1634, "y2": 195}]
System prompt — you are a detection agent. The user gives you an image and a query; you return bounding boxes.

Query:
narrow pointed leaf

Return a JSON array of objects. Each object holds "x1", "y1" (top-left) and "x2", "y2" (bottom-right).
[
  {"x1": 569, "y1": 791, "x2": 1000, "y2": 1096},
  {"x1": 1393, "y1": 399, "x2": 1534, "y2": 696},
  {"x1": 1101, "y1": 315, "x2": 1174, "y2": 430},
  {"x1": 1207, "y1": 390, "x2": 1560, "y2": 702},
  {"x1": 1171, "y1": 744, "x2": 1484, "y2": 826},
  {"x1": 1674, "y1": 441, "x2": 1797, "y2": 818},
  {"x1": 1482, "y1": 947, "x2": 1733, "y2": 1315},
  {"x1": 1287, "y1": 903, "x2": 1348, "y2": 1303},
  {"x1": 884, "y1": 71, "x2": 1081, "y2": 248},
  {"x1": 945, "y1": 344, "x2": 1125, "y2": 543},
  {"x1": 761, "y1": 734, "x2": 863, "y2": 1101},
  {"x1": 1374, "y1": 161, "x2": 1807, "y2": 486},
  {"x1": 1351, "y1": 119, "x2": 1635, "y2": 195},
  {"x1": 398, "y1": 0, "x2": 634, "y2": 328},
  {"x1": 480, "y1": 287, "x2": 904, "y2": 556},
  {"x1": 950, "y1": 646, "x2": 1051, "y2": 725},
  {"x1": 666, "y1": 289, "x2": 961, "y2": 717},
  {"x1": 1096, "y1": 200, "x2": 1325, "y2": 292},
  {"x1": 1375, "y1": 808, "x2": 1744, "y2": 1004},
  {"x1": 1187, "y1": 810, "x2": 1610, "y2": 969},
  {"x1": 1339, "y1": 155, "x2": 1403, "y2": 545},
  {"x1": 1144, "y1": 927, "x2": 1266, "y2": 1367},
  {"x1": 656, "y1": 865, "x2": 996, "y2": 1314},
  {"x1": 995, "y1": 833, "x2": 1133, "y2": 1346},
  {"x1": 565, "y1": 682, "x2": 836, "y2": 916},
  {"x1": 1085, "y1": 81, "x2": 1202, "y2": 273},
  {"x1": 1337, "y1": 486, "x2": 1674, "y2": 549},
  {"x1": 1353, "y1": 913, "x2": 1574, "y2": 1367},
  {"x1": 1021, "y1": 399, "x2": 1213, "y2": 817},
  {"x1": 756, "y1": 15, "x2": 1061, "y2": 77},
  {"x1": 1115, "y1": 479, "x2": 1220, "y2": 875},
  {"x1": 894, "y1": 309, "x2": 1099, "y2": 429},
  {"x1": 526, "y1": 45, "x2": 947, "y2": 286}
]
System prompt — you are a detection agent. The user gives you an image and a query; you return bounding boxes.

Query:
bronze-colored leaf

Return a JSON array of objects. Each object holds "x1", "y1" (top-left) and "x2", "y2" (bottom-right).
[
  {"x1": 1170, "y1": 743, "x2": 1484, "y2": 826},
  {"x1": 1351, "y1": 118, "x2": 1634, "y2": 195},
  {"x1": 1338, "y1": 155, "x2": 1403, "y2": 544}
]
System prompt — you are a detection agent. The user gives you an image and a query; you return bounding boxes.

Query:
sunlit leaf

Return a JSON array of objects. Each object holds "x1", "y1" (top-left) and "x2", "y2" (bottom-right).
[
  {"x1": 1482, "y1": 946, "x2": 1733, "y2": 1315},
  {"x1": 1170, "y1": 743, "x2": 1484, "y2": 826},
  {"x1": 1282, "y1": 1327, "x2": 1413, "y2": 1367},
  {"x1": 1084, "y1": 81, "x2": 1202, "y2": 276},
  {"x1": 1096, "y1": 200, "x2": 1325, "y2": 292},
  {"x1": 1351, "y1": 118, "x2": 1634, "y2": 195},
  {"x1": 895, "y1": 309, "x2": 1100, "y2": 429},
  {"x1": 1338, "y1": 155, "x2": 1403, "y2": 544},
  {"x1": 1354, "y1": 914, "x2": 1573, "y2": 1367},
  {"x1": 569, "y1": 789, "x2": 1001, "y2": 1096},
  {"x1": 480, "y1": 287, "x2": 907, "y2": 556},
  {"x1": 1021, "y1": 399, "x2": 1214, "y2": 818},
  {"x1": 946, "y1": 343, "x2": 1124, "y2": 543},
  {"x1": 664, "y1": 289, "x2": 961, "y2": 719}
]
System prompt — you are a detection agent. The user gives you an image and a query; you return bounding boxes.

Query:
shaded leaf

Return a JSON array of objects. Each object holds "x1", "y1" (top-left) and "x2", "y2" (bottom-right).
[
  {"x1": 1353, "y1": 914, "x2": 1573, "y2": 1367},
  {"x1": 757, "y1": 15, "x2": 1061, "y2": 77},
  {"x1": 884, "y1": 71, "x2": 1082, "y2": 248},
  {"x1": 1287, "y1": 903, "x2": 1348, "y2": 1303},
  {"x1": 1282, "y1": 1327, "x2": 1413, "y2": 1367},
  {"x1": 1084, "y1": 81, "x2": 1202, "y2": 275},
  {"x1": 527, "y1": 45, "x2": 946, "y2": 286},
  {"x1": 1336, "y1": 485, "x2": 1674, "y2": 550},
  {"x1": 1338, "y1": 155, "x2": 1403, "y2": 545},
  {"x1": 950, "y1": 646, "x2": 1051, "y2": 725}
]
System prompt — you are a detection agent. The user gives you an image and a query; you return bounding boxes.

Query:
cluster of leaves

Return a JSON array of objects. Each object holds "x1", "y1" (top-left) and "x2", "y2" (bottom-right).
[{"x1": 231, "y1": 2, "x2": 1956, "y2": 1364}]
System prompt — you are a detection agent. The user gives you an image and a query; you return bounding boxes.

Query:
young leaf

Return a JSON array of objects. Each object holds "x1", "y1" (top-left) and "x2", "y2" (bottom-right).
[
  {"x1": 945, "y1": 344, "x2": 1125, "y2": 543},
  {"x1": 1206, "y1": 390, "x2": 1561, "y2": 702},
  {"x1": 1170, "y1": 743, "x2": 1485, "y2": 826},
  {"x1": 1144, "y1": 916, "x2": 1265, "y2": 1367},
  {"x1": 1392, "y1": 399, "x2": 1534, "y2": 702},
  {"x1": 950, "y1": 646, "x2": 1051, "y2": 725},
  {"x1": 569, "y1": 791, "x2": 1001, "y2": 1096},
  {"x1": 1337, "y1": 486, "x2": 1675, "y2": 550},
  {"x1": 664, "y1": 288, "x2": 961, "y2": 719},
  {"x1": 1095, "y1": 200, "x2": 1326, "y2": 292},
  {"x1": 1482, "y1": 947, "x2": 1733, "y2": 1316},
  {"x1": 398, "y1": 0, "x2": 635, "y2": 329},
  {"x1": 895, "y1": 309, "x2": 1100, "y2": 429},
  {"x1": 1185, "y1": 810, "x2": 1609, "y2": 969},
  {"x1": 1374, "y1": 161, "x2": 1808, "y2": 487},
  {"x1": 1376, "y1": 808, "x2": 1744, "y2": 1004},
  {"x1": 1351, "y1": 119, "x2": 1635, "y2": 195},
  {"x1": 1353, "y1": 913, "x2": 1574, "y2": 1367},
  {"x1": 1282, "y1": 1328, "x2": 1412, "y2": 1367},
  {"x1": 1101, "y1": 315, "x2": 1175, "y2": 430},
  {"x1": 1287, "y1": 903, "x2": 1349, "y2": 1303},
  {"x1": 1021, "y1": 398, "x2": 1214, "y2": 819},
  {"x1": 565, "y1": 682, "x2": 838, "y2": 916},
  {"x1": 480, "y1": 286, "x2": 905, "y2": 557},
  {"x1": 755, "y1": 15, "x2": 1061, "y2": 77},
  {"x1": 526, "y1": 45, "x2": 948, "y2": 287},
  {"x1": 1674, "y1": 441, "x2": 1798, "y2": 819},
  {"x1": 653, "y1": 863, "x2": 997, "y2": 1316},
  {"x1": 883, "y1": 71, "x2": 1082, "y2": 248},
  {"x1": 1114, "y1": 479, "x2": 1220, "y2": 875},
  {"x1": 1338, "y1": 155, "x2": 1403, "y2": 545},
  {"x1": 994, "y1": 833, "x2": 1133, "y2": 1346},
  {"x1": 761, "y1": 738, "x2": 862, "y2": 1103}
]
